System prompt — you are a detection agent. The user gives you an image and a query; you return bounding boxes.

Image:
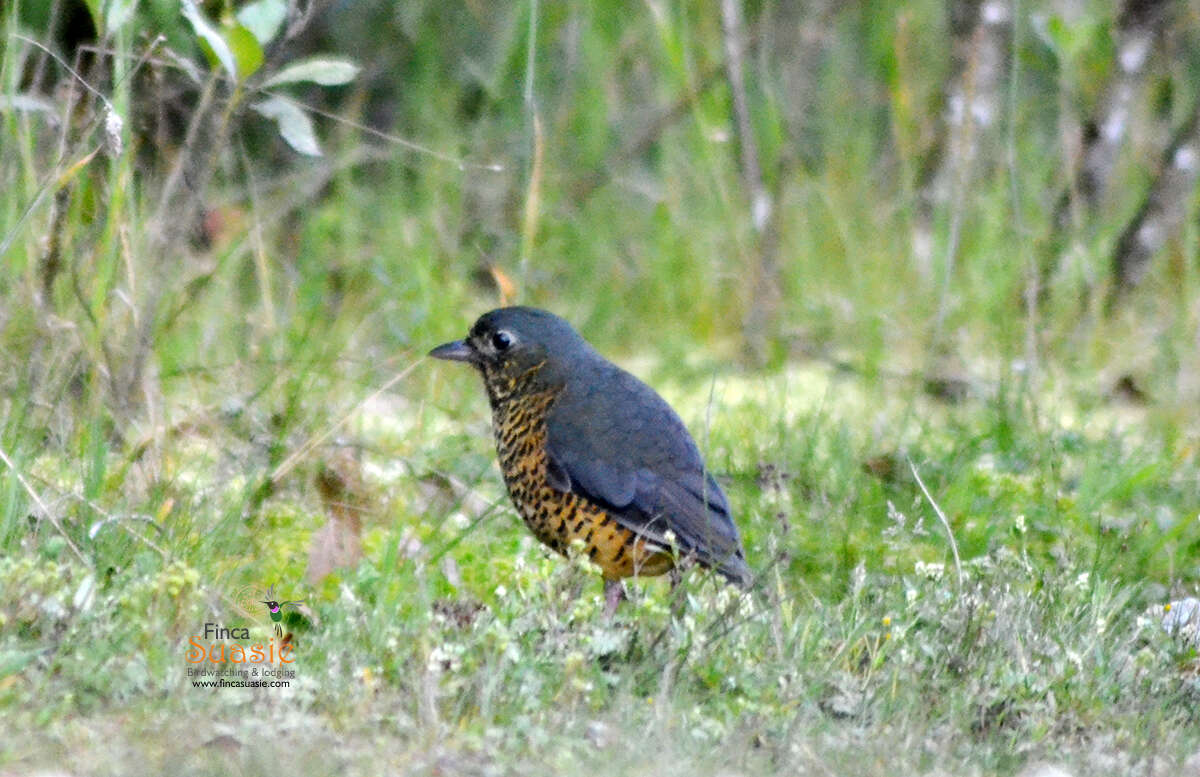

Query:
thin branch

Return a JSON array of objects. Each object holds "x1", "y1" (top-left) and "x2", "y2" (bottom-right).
[
  {"x1": 907, "y1": 456, "x2": 963, "y2": 589},
  {"x1": 11, "y1": 34, "x2": 115, "y2": 111},
  {"x1": 270, "y1": 357, "x2": 423, "y2": 485},
  {"x1": 524, "y1": 0, "x2": 539, "y2": 107},
  {"x1": 719, "y1": 0, "x2": 770, "y2": 231},
  {"x1": 571, "y1": 62, "x2": 724, "y2": 203},
  {"x1": 721, "y1": 0, "x2": 783, "y2": 362},
  {"x1": 519, "y1": 112, "x2": 544, "y2": 288},
  {"x1": 0, "y1": 444, "x2": 91, "y2": 568},
  {"x1": 1106, "y1": 96, "x2": 1200, "y2": 309},
  {"x1": 258, "y1": 92, "x2": 505, "y2": 172},
  {"x1": 66, "y1": 43, "x2": 500, "y2": 171},
  {"x1": 519, "y1": 0, "x2": 542, "y2": 290},
  {"x1": 1006, "y1": 0, "x2": 1038, "y2": 375},
  {"x1": 1037, "y1": 0, "x2": 1172, "y2": 298}
]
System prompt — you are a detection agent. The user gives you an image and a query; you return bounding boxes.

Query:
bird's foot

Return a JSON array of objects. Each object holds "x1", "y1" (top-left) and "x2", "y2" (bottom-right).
[
  {"x1": 668, "y1": 567, "x2": 683, "y2": 589},
  {"x1": 668, "y1": 567, "x2": 686, "y2": 617},
  {"x1": 603, "y1": 579, "x2": 626, "y2": 618}
]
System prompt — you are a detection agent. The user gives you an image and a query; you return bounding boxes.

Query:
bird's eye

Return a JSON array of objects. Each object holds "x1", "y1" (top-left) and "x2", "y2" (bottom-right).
[{"x1": 491, "y1": 330, "x2": 513, "y2": 352}]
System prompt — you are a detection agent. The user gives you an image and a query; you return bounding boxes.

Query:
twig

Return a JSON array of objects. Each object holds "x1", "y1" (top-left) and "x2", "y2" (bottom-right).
[
  {"x1": 1038, "y1": 1, "x2": 1172, "y2": 294},
  {"x1": 519, "y1": 111, "x2": 544, "y2": 289},
  {"x1": 11, "y1": 34, "x2": 116, "y2": 112},
  {"x1": 720, "y1": 0, "x2": 784, "y2": 362},
  {"x1": 907, "y1": 456, "x2": 963, "y2": 588},
  {"x1": 524, "y1": 0, "x2": 539, "y2": 107},
  {"x1": 719, "y1": 0, "x2": 769, "y2": 231},
  {"x1": 571, "y1": 63, "x2": 724, "y2": 204},
  {"x1": 257, "y1": 92, "x2": 504, "y2": 172},
  {"x1": 0, "y1": 34, "x2": 114, "y2": 263},
  {"x1": 0, "y1": 444, "x2": 91, "y2": 568},
  {"x1": 270, "y1": 357, "x2": 423, "y2": 485},
  {"x1": 1106, "y1": 94, "x2": 1200, "y2": 309},
  {"x1": 519, "y1": 0, "x2": 542, "y2": 291},
  {"x1": 63, "y1": 40, "x2": 500, "y2": 172},
  {"x1": 237, "y1": 139, "x2": 275, "y2": 330},
  {"x1": 1006, "y1": 0, "x2": 1038, "y2": 376}
]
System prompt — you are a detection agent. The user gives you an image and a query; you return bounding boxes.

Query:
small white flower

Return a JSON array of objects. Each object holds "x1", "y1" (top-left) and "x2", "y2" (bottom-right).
[
  {"x1": 915, "y1": 560, "x2": 944, "y2": 580},
  {"x1": 103, "y1": 106, "x2": 124, "y2": 156},
  {"x1": 427, "y1": 644, "x2": 460, "y2": 673}
]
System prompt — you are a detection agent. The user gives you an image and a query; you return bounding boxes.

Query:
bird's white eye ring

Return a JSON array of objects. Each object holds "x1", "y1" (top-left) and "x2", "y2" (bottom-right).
[{"x1": 492, "y1": 330, "x2": 514, "y2": 351}]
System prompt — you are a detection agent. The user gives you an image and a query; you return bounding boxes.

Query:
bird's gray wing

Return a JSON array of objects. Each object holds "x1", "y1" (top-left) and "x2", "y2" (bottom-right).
[{"x1": 545, "y1": 366, "x2": 749, "y2": 585}]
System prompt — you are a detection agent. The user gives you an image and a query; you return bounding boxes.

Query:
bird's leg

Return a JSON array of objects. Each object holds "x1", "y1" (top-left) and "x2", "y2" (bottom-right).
[
  {"x1": 603, "y1": 579, "x2": 626, "y2": 618},
  {"x1": 668, "y1": 567, "x2": 686, "y2": 617}
]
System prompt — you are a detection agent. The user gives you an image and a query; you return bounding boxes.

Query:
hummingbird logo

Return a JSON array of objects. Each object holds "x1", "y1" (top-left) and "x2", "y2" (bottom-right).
[
  {"x1": 259, "y1": 584, "x2": 304, "y2": 638},
  {"x1": 232, "y1": 583, "x2": 304, "y2": 641}
]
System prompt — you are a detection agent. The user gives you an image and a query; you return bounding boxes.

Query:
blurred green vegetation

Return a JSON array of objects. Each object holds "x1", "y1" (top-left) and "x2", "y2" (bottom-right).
[{"x1": 1, "y1": 0, "x2": 1199, "y2": 774}]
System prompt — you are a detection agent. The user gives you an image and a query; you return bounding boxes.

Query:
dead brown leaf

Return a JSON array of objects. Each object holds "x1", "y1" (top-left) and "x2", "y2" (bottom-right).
[{"x1": 306, "y1": 447, "x2": 367, "y2": 585}]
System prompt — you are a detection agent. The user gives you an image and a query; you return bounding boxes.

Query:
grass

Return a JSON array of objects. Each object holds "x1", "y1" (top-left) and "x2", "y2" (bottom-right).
[
  {"x1": 2, "y1": 363, "x2": 1197, "y2": 775},
  {"x1": 3, "y1": 1, "x2": 1200, "y2": 775}
]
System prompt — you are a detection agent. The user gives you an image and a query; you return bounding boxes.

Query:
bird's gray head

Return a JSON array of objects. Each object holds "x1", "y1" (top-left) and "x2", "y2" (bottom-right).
[{"x1": 429, "y1": 307, "x2": 593, "y2": 399}]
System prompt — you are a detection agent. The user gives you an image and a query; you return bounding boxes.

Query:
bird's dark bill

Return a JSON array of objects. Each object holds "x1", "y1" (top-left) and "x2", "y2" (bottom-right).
[{"x1": 429, "y1": 339, "x2": 476, "y2": 363}]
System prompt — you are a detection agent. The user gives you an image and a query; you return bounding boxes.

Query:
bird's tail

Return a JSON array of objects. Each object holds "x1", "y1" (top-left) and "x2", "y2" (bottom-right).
[{"x1": 716, "y1": 552, "x2": 753, "y2": 589}]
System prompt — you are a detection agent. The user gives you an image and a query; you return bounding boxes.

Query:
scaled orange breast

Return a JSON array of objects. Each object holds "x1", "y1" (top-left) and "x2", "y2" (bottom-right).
[{"x1": 492, "y1": 389, "x2": 673, "y2": 580}]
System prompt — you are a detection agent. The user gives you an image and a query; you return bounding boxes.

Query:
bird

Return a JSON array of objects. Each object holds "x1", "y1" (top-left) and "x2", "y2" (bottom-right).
[{"x1": 429, "y1": 306, "x2": 751, "y2": 615}]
